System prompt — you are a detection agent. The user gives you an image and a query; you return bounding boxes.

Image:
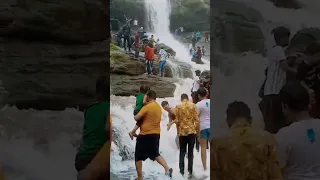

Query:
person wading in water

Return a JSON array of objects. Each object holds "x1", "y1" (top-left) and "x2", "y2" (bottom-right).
[
  {"x1": 167, "y1": 94, "x2": 200, "y2": 178},
  {"x1": 134, "y1": 90, "x2": 173, "y2": 180},
  {"x1": 191, "y1": 70, "x2": 201, "y2": 104}
]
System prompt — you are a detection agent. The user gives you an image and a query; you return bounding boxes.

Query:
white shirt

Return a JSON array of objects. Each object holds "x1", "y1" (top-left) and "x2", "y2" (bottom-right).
[
  {"x1": 196, "y1": 99, "x2": 210, "y2": 130},
  {"x1": 159, "y1": 49, "x2": 167, "y2": 62},
  {"x1": 264, "y1": 45, "x2": 287, "y2": 95},
  {"x1": 275, "y1": 118, "x2": 320, "y2": 180},
  {"x1": 192, "y1": 76, "x2": 200, "y2": 92}
]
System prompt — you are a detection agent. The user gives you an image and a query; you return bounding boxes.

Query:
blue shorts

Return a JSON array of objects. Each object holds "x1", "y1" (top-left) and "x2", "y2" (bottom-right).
[
  {"x1": 159, "y1": 61, "x2": 166, "y2": 73},
  {"x1": 200, "y1": 128, "x2": 210, "y2": 139}
]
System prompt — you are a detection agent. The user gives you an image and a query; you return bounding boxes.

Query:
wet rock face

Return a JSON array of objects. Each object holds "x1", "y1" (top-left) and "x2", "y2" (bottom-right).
[
  {"x1": 0, "y1": 0, "x2": 109, "y2": 43},
  {"x1": 211, "y1": 0, "x2": 265, "y2": 55},
  {"x1": 268, "y1": 0, "x2": 302, "y2": 9},
  {"x1": 0, "y1": 0, "x2": 109, "y2": 110}
]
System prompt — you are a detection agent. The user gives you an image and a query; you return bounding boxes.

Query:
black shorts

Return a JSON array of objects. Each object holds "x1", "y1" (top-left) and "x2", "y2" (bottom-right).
[{"x1": 135, "y1": 134, "x2": 160, "y2": 161}]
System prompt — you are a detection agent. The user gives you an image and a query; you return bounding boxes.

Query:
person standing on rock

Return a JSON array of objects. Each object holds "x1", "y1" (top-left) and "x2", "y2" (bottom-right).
[
  {"x1": 196, "y1": 31, "x2": 201, "y2": 42},
  {"x1": 134, "y1": 31, "x2": 140, "y2": 58},
  {"x1": 201, "y1": 46, "x2": 206, "y2": 56},
  {"x1": 134, "y1": 90, "x2": 173, "y2": 180},
  {"x1": 192, "y1": 36, "x2": 197, "y2": 49},
  {"x1": 167, "y1": 93, "x2": 200, "y2": 178},
  {"x1": 158, "y1": 46, "x2": 168, "y2": 77},
  {"x1": 196, "y1": 87, "x2": 210, "y2": 171},
  {"x1": 75, "y1": 75, "x2": 109, "y2": 175},
  {"x1": 145, "y1": 43, "x2": 155, "y2": 75},
  {"x1": 191, "y1": 70, "x2": 201, "y2": 104},
  {"x1": 259, "y1": 26, "x2": 296, "y2": 134},
  {"x1": 122, "y1": 24, "x2": 131, "y2": 52}
]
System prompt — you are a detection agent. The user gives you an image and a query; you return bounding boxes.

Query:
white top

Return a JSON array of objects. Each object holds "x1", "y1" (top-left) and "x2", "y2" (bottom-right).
[
  {"x1": 159, "y1": 49, "x2": 167, "y2": 62},
  {"x1": 264, "y1": 45, "x2": 287, "y2": 95},
  {"x1": 196, "y1": 99, "x2": 210, "y2": 130},
  {"x1": 275, "y1": 118, "x2": 320, "y2": 180},
  {"x1": 192, "y1": 76, "x2": 200, "y2": 92}
]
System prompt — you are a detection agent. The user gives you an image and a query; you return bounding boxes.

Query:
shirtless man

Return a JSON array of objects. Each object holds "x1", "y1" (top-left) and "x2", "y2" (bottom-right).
[{"x1": 161, "y1": 101, "x2": 178, "y2": 148}]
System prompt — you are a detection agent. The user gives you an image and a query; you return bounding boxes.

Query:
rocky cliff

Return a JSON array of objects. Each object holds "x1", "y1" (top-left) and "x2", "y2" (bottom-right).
[{"x1": 0, "y1": 0, "x2": 109, "y2": 110}]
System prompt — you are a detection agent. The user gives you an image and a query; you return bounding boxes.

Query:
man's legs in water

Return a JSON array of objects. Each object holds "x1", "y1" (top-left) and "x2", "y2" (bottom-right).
[
  {"x1": 135, "y1": 160, "x2": 143, "y2": 180},
  {"x1": 200, "y1": 129, "x2": 210, "y2": 170},
  {"x1": 187, "y1": 134, "x2": 196, "y2": 176},
  {"x1": 155, "y1": 156, "x2": 172, "y2": 176}
]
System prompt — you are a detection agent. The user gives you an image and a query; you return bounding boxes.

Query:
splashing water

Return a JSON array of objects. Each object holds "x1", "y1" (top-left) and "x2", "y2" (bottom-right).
[{"x1": 110, "y1": 0, "x2": 210, "y2": 179}]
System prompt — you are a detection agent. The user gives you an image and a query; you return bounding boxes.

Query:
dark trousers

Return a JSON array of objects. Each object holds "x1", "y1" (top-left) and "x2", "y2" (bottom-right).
[
  {"x1": 191, "y1": 91, "x2": 199, "y2": 104},
  {"x1": 123, "y1": 36, "x2": 131, "y2": 51},
  {"x1": 179, "y1": 134, "x2": 196, "y2": 175},
  {"x1": 259, "y1": 94, "x2": 286, "y2": 134},
  {"x1": 146, "y1": 60, "x2": 153, "y2": 74}
]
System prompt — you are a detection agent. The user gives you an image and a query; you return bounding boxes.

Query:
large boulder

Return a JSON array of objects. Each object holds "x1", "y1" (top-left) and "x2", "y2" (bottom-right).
[
  {"x1": 110, "y1": 50, "x2": 146, "y2": 76},
  {"x1": 0, "y1": 39, "x2": 109, "y2": 110},
  {"x1": 268, "y1": 0, "x2": 302, "y2": 9},
  {"x1": 0, "y1": 0, "x2": 109, "y2": 43},
  {"x1": 211, "y1": 0, "x2": 265, "y2": 55},
  {"x1": 110, "y1": 74, "x2": 176, "y2": 97},
  {"x1": 191, "y1": 57, "x2": 204, "y2": 64},
  {"x1": 286, "y1": 28, "x2": 320, "y2": 55},
  {"x1": 156, "y1": 43, "x2": 176, "y2": 57}
]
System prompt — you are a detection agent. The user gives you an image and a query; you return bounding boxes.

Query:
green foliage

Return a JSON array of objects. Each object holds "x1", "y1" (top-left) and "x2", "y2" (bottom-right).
[
  {"x1": 170, "y1": 0, "x2": 210, "y2": 32},
  {"x1": 110, "y1": 43, "x2": 120, "y2": 51}
]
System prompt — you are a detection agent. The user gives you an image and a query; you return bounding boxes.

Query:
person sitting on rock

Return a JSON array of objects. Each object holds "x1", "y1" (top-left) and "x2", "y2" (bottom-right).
[
  {"x1": 75, "y1": 75, "x2": 109, "y2": 177},
  {"x1": 129, "y1": 85, "x2": 150, "y2": 139}
]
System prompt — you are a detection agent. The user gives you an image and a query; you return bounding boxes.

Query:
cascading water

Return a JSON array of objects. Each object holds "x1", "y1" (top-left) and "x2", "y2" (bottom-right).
[{"x1": 110, "y1": 0, "x2": 210, "y2": 179}]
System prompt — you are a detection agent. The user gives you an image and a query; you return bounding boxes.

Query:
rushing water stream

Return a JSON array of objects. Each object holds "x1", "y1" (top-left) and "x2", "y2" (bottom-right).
[{"x1": 1, "y1": 0, "x2": 320, "y2": 179}]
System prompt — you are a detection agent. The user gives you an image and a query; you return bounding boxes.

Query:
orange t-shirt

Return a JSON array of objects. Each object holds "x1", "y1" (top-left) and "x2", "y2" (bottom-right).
[{"x1": 145, "y1": 45, "x2": 155, "y2": 61}]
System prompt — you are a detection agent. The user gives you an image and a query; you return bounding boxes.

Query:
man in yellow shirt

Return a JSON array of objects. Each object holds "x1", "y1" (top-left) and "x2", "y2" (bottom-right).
[
  {"x1": 134, "y1": 90, "x2": 173, "y2": 180},
  {"x1": 167, "y1": 94, "x2": 200, "y2": 178}
]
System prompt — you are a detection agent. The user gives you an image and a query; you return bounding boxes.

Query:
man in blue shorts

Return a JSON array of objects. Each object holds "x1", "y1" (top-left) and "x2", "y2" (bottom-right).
[{"x1": 196, "y1": 87, "x2": 210, "y2": 171}]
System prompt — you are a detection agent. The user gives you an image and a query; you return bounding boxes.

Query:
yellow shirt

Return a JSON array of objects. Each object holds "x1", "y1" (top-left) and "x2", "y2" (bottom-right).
[
  {"x1": 211, "y1": 121, "x2": 282, "y2": 180},
  {"x1": 174, "y1": 100, "x2": 200, "y2": 136},
  {"x1": 137, "y1": 101, "x2": 162, "y2": 135}
]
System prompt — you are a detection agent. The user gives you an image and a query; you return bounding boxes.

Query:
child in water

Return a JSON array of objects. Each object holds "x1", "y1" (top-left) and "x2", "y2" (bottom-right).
[{"x1": 129, "y1": 85, "x2": 150, "y2": 140}]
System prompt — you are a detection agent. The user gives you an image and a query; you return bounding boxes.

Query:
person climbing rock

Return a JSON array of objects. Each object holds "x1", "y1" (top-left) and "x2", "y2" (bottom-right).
[
  {"x1": 134, "y1": 90, "x2": 173, "y2": 180},
  {"x1": 129, "y1": 85, "x2": 150, "y2": 139},
  {"x1": 158, "y1": 46, "x2": 168, "y2": 77},
  {"x1": 75, "y1": 76, "x2": 109, "y2": 174},
  {"x1": 145, "y1": 43, "x2": 155, "y2": 75},
  {"x1": 122, "y1": 24, "x2": 131, "y2": 52},
  {"x1": 167, "y1": 94, "x2": 200, "y2": 178},
  {"x1": 191, "y1": 70, "x2": 201, "y2": 104}
]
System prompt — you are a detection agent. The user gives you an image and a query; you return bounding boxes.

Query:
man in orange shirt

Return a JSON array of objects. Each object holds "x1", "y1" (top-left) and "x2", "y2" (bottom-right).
[
  {"x1": 134, "y1": 90, "x2": 173, "y2": 180},
  {"x1": 145, "y1": 43, "x2": 155, "y2": 75}
]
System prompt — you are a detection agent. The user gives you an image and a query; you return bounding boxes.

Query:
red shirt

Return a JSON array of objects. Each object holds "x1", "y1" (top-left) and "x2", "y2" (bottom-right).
[{"x1": 145, "y1": 45, "x2": 155, "y2": 61}]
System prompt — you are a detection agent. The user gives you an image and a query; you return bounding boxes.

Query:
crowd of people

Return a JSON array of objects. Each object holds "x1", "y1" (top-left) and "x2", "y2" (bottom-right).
[
  {"x1": 211, "y1": 26, "x2": 320, "y2": 180},
  {"x1": 128, "y1": 70, "x2": 211, "y2": 179}
]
